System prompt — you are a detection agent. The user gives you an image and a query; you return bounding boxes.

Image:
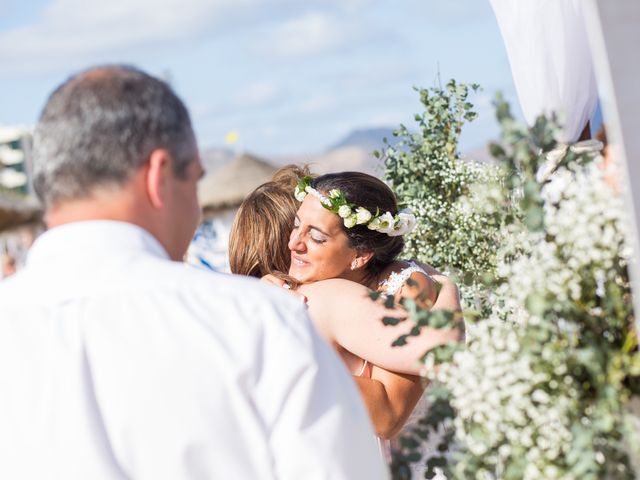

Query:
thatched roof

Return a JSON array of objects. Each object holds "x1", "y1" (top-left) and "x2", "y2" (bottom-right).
[
  {"x1": 0, "y1": 195, "x2": 41, "y2": 232},
  {"x1": 198, "y1": 153, "x2": 277, "y2": 212}
]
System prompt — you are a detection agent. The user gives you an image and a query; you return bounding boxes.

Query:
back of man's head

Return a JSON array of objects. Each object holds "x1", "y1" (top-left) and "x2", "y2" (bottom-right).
[{"x1": 33, "y1": 65, "x2": 196, "y2": 209}]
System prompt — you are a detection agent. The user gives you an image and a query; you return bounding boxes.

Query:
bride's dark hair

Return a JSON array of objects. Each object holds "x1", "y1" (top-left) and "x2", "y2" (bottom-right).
[{"x1": 311, "y1": 171, "x2": 404, "y2": 280}]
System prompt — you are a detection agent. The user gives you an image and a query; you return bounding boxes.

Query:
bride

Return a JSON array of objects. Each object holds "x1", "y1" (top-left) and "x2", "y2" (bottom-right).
[{"x1": 229, "y1": 167, "x2": 462, "y2": 474}]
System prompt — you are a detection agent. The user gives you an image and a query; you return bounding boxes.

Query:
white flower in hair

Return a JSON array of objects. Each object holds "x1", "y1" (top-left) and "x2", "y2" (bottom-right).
[
  {"x1": 388, "y1": 218, "x2": 409, "y2": 236},
  {"x1": 375, "y1": 212, "x2": 396, "y2": 234},
  {"x1": 338, "y1": 205, "x2": 352, "y2": 218},
  {"x1": 367, "y1": 217, "x2": 382, "y2": 230},
  {"x1": 397, "y1": 208, "x2": 417, "y2": 233},
  {"x1": 294, "y1": 186, "x2": 307, "y2": 202},
  {"x1": 306, "y1": 186, "x2": 332, "y2": 207},
  {"x1": 355, "y1": 207, "x2": 372, "y2": 224},
  {"x1": 294, "y1": 177, "x2": 414, "y2": 237},
  {"x1": 344, "y1": 215, "x2": 357, "y2": 228},
  {"x1": 329, "y1": 189, "x2": 341, "y2": 199}
]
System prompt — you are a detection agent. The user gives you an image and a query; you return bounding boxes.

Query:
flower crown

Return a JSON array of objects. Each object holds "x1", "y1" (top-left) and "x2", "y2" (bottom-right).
[{"x1": 294, "y1": 175, "x2": 417, "y2": 237}]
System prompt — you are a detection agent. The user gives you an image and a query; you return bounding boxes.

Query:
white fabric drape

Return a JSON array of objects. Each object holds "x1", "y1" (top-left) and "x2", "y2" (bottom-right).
[{"x1": 490, "y1": 0, "x2": 598, "y2": 143}]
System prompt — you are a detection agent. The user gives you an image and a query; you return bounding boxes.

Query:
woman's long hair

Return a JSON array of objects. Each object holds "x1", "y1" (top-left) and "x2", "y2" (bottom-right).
[{"x1": 229, "y1": 165, "x2": 309, "y2": 285}]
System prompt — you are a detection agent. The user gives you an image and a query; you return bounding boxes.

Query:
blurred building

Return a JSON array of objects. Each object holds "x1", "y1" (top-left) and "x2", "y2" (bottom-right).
[
  {"x1": 0, "y1": 126, "x2": 43, "y2": 279},
  {"x1": 0, "y1": 126, "x2": 33, "y2": 195}
]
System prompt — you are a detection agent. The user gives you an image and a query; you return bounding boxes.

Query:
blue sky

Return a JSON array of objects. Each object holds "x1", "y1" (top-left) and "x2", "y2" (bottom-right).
[{"x1": 0, "y1": 0, "x2": 521, "y2": 156}]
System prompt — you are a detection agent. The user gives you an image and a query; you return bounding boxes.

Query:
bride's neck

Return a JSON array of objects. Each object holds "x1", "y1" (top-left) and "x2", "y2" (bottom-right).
[{"x1": 342, "y1": 269, "x2": 379, "y2": 291}]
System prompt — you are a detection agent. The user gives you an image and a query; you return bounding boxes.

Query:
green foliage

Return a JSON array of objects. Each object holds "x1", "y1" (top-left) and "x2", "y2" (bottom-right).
[
  {"x1": 383, "y1": 83, "x2": 640, "y2": 479},
  {"x1": 381, "y1": 80, "x2": 504, "y2": 282}
]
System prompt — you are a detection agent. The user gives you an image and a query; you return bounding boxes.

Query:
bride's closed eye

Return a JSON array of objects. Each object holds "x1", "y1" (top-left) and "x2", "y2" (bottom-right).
[
  {"x1": 293, "y1": 218, "x2": 326, "y2": 244},
  {"x1": 310, "y1": 232, "x2": 326, "y2": 244}
]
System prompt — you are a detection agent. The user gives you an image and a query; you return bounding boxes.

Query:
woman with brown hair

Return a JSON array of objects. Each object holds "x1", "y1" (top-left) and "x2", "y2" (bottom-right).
[{"x1": 229, "y1": 166, "x2": 309, "y2": 280}]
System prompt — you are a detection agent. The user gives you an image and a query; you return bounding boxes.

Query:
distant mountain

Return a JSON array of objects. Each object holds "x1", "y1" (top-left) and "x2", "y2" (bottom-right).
[
  {"x1": 275, "y1": 145, "x2": 385, "y2": 177},
  {"x1": 328, "y1": 127, "x2": 397, "y2": 153},
  {"x1": 201, "y1": 128, "x2": 492, "y2": 183}
]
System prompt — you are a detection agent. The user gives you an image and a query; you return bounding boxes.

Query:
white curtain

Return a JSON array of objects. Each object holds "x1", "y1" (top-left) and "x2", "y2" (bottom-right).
[{"x1": 490, "y1": 0, "x2": 598, "y2": 143}]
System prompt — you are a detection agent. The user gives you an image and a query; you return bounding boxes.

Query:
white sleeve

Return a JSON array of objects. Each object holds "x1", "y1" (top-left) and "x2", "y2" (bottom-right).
[{"x1": 255, "y1": 301, "x2": 389, "y2": 480}]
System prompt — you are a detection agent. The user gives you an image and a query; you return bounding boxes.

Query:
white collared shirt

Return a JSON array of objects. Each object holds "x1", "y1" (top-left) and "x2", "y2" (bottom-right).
[{"x1": 0, "y1": 221, "x2": 386, "y2": 480}]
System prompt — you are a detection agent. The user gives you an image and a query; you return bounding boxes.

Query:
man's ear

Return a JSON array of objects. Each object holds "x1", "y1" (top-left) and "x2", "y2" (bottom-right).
[{"x1": 146, "y1": 149, "x2": 172, "y2": 209}]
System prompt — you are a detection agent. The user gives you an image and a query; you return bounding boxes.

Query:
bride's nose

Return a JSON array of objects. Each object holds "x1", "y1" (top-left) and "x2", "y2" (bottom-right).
[{"x1": 288, "y1": 230, "x2": 305, "y2": 252}]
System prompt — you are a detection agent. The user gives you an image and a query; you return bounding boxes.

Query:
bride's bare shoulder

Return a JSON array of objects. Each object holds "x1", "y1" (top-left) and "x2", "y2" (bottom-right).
[{"x1": 299, "y1": 278, "x2": 370, "y2": 297}]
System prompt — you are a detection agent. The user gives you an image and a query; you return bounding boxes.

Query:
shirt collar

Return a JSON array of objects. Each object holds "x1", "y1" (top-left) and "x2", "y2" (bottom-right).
[{"x1": 27, "y1": 220, "x2": 170, "y2": 267}]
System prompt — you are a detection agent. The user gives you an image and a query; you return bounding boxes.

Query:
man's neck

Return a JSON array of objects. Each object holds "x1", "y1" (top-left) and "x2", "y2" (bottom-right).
[{"x1": 46, "y1": 187, "x2": 146, "y2": 228}]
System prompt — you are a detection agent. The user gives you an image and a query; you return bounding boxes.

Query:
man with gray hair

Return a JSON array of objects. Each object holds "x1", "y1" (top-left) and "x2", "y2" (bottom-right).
[{"x1": 0, "y1": 65, "x2": 386, "y2": 479}]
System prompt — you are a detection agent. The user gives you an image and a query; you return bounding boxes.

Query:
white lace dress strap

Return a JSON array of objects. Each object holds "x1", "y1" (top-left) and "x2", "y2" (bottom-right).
[{"x1": 379, "y1": 261, "x2": 430, "y2": 296}]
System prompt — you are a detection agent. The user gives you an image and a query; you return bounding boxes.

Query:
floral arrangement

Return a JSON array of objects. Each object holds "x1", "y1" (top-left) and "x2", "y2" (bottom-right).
[
  {"x1": 380, "y1": 80, "x2": 505, "y2": 289},
  {"x1": 294, "y1": 175, "x2": 417, "y2": 237},
  {"x1": 382, "y1": 84, "x2": 640, "y2": 480}
]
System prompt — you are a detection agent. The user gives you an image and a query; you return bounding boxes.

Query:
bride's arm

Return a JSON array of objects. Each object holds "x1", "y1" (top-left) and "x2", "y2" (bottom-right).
[
  {"x1": 300, "y1": 279, "x2": 461, "y2": 376},
  {"x1": 356, "y1": 369, "x2": 424, "y2": 439},
  {"x1": 409, "y1": 260, "x2": 462, "y2": 312}
]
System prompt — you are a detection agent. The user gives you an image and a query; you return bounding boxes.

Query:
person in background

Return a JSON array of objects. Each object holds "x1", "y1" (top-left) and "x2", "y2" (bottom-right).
[
  {"x1": 1, "y1": 253, "x2": 17, "y2": 279},
  {"x1": 0, "y1": 65, "x2": 386, "y2": 480}
]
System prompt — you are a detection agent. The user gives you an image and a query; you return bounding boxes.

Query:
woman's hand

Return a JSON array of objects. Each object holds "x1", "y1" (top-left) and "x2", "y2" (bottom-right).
[
  {"x1": 261, "y1": 274, "x2": 287, "y2": 288},
  {"x1": 413, "y1": 261, "x2": 442, "y2": 277},
  {"x1": 261, "y1": 274, "x2": 307, "y2": 304}
]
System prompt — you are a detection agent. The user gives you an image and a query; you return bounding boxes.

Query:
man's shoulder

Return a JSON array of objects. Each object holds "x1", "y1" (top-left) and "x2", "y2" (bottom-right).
[
  {"x1": 152, "y1": 261, "x2": 298, "y2": 304},
  {"x1": 0, "y1": 257, "x2": 306, "y2": 327},
  {"x1": 120, "y1": 262, "x2": 317, "y2": 352},
  {"x1": 132, "y1": 260, "x2": 310, "y2": 326}
]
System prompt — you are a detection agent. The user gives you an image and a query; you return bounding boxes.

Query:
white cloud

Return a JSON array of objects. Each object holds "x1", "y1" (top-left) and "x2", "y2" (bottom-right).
[
  {"x1": 259, "y1": 11, "x2": 353, "y2": 59},
  {"x1": 299, "y1": 93, "x2": 337, "y2": 114},
  {"x1": 0, "y1": 0, "x2": 256, "y2": 73},
  {"x1": 232, "y1": 81, "x2": 283, "y2": 108},
  {"x1": 419, "y1": 0, "x2": 489, "y2": 25}
]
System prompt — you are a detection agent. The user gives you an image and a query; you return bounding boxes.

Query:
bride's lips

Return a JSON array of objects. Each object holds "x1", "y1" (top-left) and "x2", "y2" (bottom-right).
[{"x1": 290, "y1": 254, "x2": 309, "y2": 268}]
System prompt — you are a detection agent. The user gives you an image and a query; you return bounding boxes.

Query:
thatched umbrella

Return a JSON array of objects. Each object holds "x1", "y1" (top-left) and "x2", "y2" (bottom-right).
[
  {"x1": 198, "y1": 153, "x2": 277, "y2": 214},
  {"x1": 0, "y1": 195, "x2": 41, "y2": 232}
]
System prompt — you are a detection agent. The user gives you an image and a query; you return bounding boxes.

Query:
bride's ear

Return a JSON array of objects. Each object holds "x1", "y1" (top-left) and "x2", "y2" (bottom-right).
[{"x1": 355, "y1": 251, "x2": 374, "y2": 269}]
